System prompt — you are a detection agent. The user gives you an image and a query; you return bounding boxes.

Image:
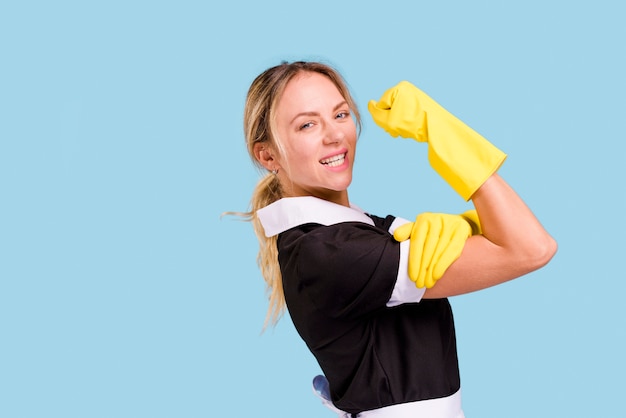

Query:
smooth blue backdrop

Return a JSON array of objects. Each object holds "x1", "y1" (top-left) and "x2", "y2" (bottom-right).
[{"x1": 1, "y1": 1, "x2": 624, "y2": 417}]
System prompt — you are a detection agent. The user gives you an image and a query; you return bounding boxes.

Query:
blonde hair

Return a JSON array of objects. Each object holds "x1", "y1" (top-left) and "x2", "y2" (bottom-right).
[{"x1": 242, "y1": 61, "x2": 361, "y2": 328}]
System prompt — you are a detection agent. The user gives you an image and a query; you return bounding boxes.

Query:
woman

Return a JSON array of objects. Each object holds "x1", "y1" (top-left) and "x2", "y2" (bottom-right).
[{"x1": 241, "y1": 61, "x2": 557, "y2": 417}]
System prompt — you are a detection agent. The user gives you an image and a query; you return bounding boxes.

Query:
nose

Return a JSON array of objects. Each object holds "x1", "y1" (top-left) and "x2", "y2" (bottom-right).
[{"x1": 323, "y1": 120, "x2": 345, "y2": 144}]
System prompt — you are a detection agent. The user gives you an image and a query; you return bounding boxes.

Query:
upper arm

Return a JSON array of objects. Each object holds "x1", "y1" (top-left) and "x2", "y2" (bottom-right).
[
  {"x1": 422, "y1": 235, "x2": 527, "y2": 298},
  {"x1": 423, "y1": 174, "x2": 557, "y2": 299}
]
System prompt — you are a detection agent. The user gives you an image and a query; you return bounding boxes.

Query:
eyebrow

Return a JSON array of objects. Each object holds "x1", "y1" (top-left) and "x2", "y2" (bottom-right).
[{"x1": 290, "y1": 100, "x2": 348, "y2": 124}]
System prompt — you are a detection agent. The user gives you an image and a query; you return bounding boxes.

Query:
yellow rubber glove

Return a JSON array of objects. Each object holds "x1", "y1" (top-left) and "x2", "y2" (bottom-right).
[
  {"x1": 460, "y1": 209, "x2": 482, "y2": 235},
  {"x1": 368, "y1": 81, "x2": 507, "y2": 201},
  {"x1": 393, "y1": 211, "x2": 480, "y2": 288}
]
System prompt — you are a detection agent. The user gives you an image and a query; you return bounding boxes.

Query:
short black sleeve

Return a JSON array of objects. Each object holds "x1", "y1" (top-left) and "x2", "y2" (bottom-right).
[{"x1": 278, "y1": 220, "x2": 400, "y2": 321}]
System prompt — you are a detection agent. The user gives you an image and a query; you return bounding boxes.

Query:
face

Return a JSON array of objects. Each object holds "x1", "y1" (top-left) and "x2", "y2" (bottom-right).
[{"x1": 270, "y1": 72, "x2": 357, "y2": 206}]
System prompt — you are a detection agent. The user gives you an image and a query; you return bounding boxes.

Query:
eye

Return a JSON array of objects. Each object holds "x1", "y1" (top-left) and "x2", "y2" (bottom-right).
[
  {"x1": 299, "y1": 121, "x2": 314, "y2": 130},
  {"x1": 336, "y1": 111, "x2": 350, "y2": 119}
]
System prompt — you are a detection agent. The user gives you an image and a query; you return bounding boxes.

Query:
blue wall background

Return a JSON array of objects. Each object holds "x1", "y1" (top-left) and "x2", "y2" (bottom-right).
[{"x1": 1, "y1": 1, "x2": 624, "y2": 417}]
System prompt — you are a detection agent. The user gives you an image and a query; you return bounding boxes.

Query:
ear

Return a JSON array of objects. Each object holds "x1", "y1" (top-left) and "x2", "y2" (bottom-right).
[{"x1": 253, "y1": 142, "x2": 280, "y2": 172}]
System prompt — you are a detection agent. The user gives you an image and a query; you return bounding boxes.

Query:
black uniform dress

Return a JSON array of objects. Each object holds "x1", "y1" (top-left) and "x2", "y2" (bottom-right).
[{"x1": 257, "y1": 196, "x2": 461, "y2": 416}]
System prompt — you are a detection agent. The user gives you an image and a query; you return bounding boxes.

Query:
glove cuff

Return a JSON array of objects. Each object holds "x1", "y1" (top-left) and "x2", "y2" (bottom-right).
[{"x1": 426, "y1": 111, "x2": 507, "y2": 201}]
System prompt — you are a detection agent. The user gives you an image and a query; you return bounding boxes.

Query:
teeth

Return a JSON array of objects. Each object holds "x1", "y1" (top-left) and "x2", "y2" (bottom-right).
[{"x1": 320, "y1": 153, "x2": 346, "y2": 167}]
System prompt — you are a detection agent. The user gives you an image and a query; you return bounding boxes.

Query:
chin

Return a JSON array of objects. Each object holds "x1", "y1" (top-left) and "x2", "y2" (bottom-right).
[{"x1": 331, "y1": 180, "x2": 352, "y2": 192}]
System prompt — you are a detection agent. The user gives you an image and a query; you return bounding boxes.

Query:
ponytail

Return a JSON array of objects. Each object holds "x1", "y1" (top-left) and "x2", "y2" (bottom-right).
[{"x1": 246, "y1": 173, "x2": 285, "y2": 328}]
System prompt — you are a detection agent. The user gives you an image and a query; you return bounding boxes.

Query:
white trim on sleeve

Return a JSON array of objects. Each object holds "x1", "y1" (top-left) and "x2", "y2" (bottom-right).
[{"x1": 387, "y1": 216, "x2": 426, "y2": 306}]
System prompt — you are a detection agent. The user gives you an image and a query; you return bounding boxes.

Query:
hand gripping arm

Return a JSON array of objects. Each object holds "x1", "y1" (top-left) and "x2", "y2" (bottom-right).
[{"x1": 393, "y1": 211, "x2": 481, "y2": 289}]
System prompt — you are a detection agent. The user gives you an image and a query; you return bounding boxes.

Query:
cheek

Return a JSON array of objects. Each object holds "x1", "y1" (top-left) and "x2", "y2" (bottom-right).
[
  {"x1": 346, "y1": 118, "x2": 357, "y2": 136},
  {"x1": 346, "y1": 125, "x2": 358, "y2": 145},
  {"x1": 284, "y1": 144, "x2": 313, "y2": 168}
]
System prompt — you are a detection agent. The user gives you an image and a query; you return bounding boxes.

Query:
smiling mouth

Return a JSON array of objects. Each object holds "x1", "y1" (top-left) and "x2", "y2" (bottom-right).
[{"x1": 320, "y1": 153, "x2": 346, "y2": 167}]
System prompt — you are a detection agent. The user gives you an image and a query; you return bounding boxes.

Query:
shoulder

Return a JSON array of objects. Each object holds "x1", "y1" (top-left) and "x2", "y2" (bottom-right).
[{"x1": 278, "y1": 220, "x2": 393, "y2": 253}]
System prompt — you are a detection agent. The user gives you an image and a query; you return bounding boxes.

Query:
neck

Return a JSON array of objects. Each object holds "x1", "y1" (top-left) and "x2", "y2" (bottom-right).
[{"x1": 282, "y1": 189, "x2": 350, "y2": 208}]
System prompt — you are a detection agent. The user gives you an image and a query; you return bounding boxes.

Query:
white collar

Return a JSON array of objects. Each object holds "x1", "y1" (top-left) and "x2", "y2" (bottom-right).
[{"x1": 257, "y1": 196, "x2": 375, "y2": 237}]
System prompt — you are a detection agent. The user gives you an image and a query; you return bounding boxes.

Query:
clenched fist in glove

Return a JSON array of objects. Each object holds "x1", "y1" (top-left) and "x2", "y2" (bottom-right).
[{"x1": 368, "y1": 81, "x2": 507, "y2": 201}]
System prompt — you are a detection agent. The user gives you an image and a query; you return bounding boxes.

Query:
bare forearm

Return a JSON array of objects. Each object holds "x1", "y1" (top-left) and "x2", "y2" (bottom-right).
[{"x1": 473, "y1": 173, "x2": 556, "y2": 261}]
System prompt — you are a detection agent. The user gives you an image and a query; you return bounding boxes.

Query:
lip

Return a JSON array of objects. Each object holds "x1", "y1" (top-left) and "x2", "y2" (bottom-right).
[
  {"x1": 319, "y1": 150, "x2": 349, "y2": 172},
  {"x1": 319, "y1": 149, "x2": 348, "y2": 163}
]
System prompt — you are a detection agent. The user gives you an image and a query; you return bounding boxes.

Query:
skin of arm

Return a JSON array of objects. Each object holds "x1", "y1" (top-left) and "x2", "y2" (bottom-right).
[{"x1": 423, "y1": 173, "x2": 557, "y2": 299}]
